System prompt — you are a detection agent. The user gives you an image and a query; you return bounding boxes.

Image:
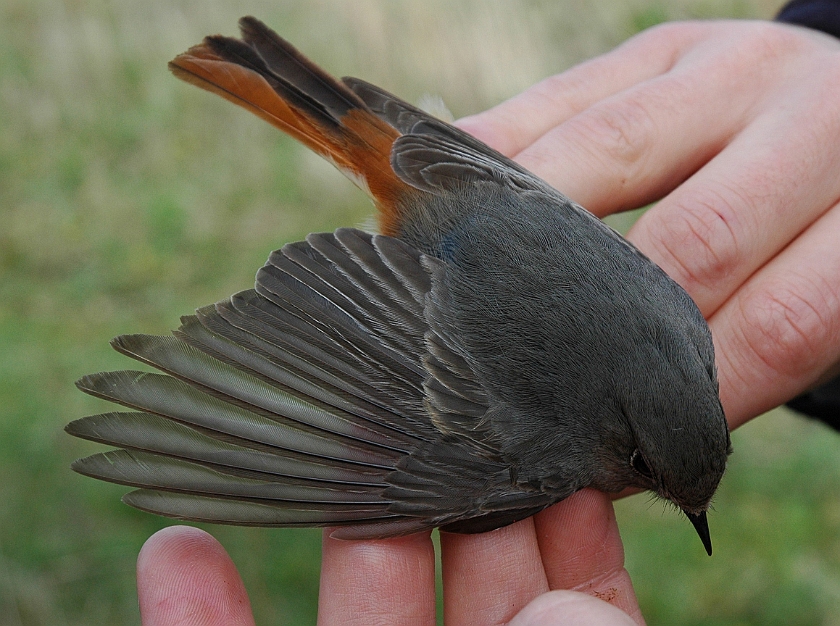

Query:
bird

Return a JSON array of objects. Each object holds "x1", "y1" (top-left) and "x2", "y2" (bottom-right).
[{"x1": 66, "y1": 16, "x2": 731, "y2": 555}]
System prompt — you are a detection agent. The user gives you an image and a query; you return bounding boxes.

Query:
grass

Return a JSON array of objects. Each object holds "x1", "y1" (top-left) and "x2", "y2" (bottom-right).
[{"x1": 4, "y1": 0, "x2": 839, "y2": 624}]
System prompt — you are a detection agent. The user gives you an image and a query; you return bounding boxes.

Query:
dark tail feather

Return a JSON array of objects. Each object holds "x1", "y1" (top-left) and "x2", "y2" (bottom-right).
[{"x1": 168, "y1": 16, "x2": 413, "y2": 234}]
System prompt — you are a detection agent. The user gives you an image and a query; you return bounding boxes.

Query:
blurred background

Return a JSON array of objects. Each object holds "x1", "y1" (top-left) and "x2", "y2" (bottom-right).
[{"x1": 3, "y1": 0, "x2": 840, "y2": 624}]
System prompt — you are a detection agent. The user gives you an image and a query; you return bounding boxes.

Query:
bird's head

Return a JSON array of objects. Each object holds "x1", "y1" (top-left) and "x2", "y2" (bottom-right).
[{"x1": 593, "y1": 333, "x2": 731, "y2": 555}]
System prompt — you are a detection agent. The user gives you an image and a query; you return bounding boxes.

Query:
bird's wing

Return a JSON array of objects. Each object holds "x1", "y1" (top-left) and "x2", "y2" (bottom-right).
[
  {"x1": 344, "y1": 78, "x2": 539, "y2": 179},
  {"x1": 68, "y1": 229, "x2": 551, "y2": 536}
]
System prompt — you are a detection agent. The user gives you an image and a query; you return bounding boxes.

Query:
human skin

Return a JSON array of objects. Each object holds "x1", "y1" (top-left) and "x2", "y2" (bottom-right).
[
  {"x1": 138, "y1": 490, "x2": 640, "y2": 626},
  {"x1": 137, "y1": 19, "x2": 840, "y2": 626},
  {"x1": 458, "y1": 20, "x2": 840, "y2": 432}
]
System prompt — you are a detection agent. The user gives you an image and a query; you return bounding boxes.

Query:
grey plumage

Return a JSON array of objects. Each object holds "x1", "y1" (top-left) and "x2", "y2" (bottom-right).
[
  {"x1": 69, "y1": 229, "x2": 559, "y2": 537},
  {"x1": 68, "y1": 17, "x2": 731, "y2": 553}
]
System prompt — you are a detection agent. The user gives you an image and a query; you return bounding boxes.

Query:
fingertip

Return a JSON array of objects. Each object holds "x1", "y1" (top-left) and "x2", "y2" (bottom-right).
[
  {"x1": 137, "y1": 525, "x2": 218, "y2": 571},
  {"x1": 137, "y1": 525, "x2": 254, "y2": 626},
  {"x1": 509, "y1": 590, "x2": 639, "y2": 626},
  {"x1": 455, "y1": 114, "x2": 518, "y2": 156}
]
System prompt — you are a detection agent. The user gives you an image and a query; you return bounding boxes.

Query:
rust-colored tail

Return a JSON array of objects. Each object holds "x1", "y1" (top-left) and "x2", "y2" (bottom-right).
[{"x1": 169, "y1": 16, "x2": 411, "y2": 236}]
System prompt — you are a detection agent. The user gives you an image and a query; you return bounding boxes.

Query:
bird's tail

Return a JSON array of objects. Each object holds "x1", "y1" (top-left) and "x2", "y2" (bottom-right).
[{"x1": 168, "y1": 16, "x2": 413, "y2": 236}]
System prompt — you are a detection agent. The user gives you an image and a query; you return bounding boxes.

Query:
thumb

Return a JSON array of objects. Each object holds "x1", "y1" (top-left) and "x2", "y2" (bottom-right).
[
  {"x1": 137, "y1": 526, "x2": 255, "y2": 626},
  {"x1": 509, "y1": 590, "x2": 637, "y2": 626}
]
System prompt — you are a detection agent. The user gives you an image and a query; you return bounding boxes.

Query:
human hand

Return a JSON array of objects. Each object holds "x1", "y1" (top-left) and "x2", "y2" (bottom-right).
[
  {"x1": 457, "y1": 19, "x2": 840, "y2": 430},
  {"x1": 137, "y1": 489, "x2": 641, "y2": 625},
  {"x1": 135, "y1": 19, "x2": 840, "y2": 626}
]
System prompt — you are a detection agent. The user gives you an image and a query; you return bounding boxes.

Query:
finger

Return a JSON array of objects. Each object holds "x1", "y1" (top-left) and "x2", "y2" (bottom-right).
[
  {"x1": 709, "y1": 198, "x2": 840, "y2": 428},
  {"x1": 534, "y1": 489, "x2": 642, "y2": 623},
  {"x1": 505, "y1": 22, "x2": 815, "y2": 212},
  {"x1": 508, "y1": 590, "x2": 637, "y2": 626},
  {"x1": 440, "y1": 517, "x2": 548, "y2": 625},
  {"x1": 456, "y1": 21, "x2": 707, "y2": 157},
  {"x1": 628, "y1": 56, "x2": 840, "y2": 314},
  {"x1": 317, "y1": 530, "x2": 436, "y2": 626},
  {"x1": 136, "y1": 526, "x2": 255, "y2": 626}
]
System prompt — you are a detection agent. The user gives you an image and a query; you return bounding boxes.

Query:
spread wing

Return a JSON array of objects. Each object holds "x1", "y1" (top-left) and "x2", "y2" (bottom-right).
[{"x1": 67, "y1": 228, "x2": 554, "y2": 538}]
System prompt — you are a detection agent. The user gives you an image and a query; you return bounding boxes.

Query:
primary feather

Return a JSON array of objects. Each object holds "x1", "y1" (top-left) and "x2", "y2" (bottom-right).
[{"x1": 68, "y1": 17, "x2": 730, "y2": 548}]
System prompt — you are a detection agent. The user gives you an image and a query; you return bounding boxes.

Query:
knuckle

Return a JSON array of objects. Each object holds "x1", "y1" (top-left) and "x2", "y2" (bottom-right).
[
  {"x1": 538, "y1": 69, "x2": 607, "y2": 123},
  {"x1": 615, "y1": 22, "x2": 709, "y2": 75},
  {"x1": 644, "y1": 187, "x2": 743, "y2": 294},
  {"x1": 737, "y1": 274, "x2": 840, "y2": 380},
  {"x1": 634, "y1": 21, "x2": 701, "y2": 47},
  {"x1": 737, "y1": 21, "x2": 812, "y2": 67},
  {"x1": 572, "y1": 95, "x2": 659, "y2": 185},
  {"x1": 539, "y1": 71, "x2": 584, "y2": 107},
  {"x1": 829, "y1": 53, "x2": 840, "y2": 86},
  {"x1": 813, "y1": 53, "x2": 840, "y2": 117},
  {"x1": 645, "y1": 21, "x2": 700, "y2": 45}
]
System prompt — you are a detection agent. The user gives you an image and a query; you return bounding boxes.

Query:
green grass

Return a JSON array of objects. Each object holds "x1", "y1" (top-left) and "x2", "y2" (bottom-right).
[
  {"x1": 618, "y1": 411, "x2": 840, "y2": 625},
  {"x1": 6, "y1": 1, "x2": 839, "y2": 624}
]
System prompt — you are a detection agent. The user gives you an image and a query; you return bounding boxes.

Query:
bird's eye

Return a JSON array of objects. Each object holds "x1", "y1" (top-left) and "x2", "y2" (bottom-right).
[{"x1": 630, "y1": 448, "x2": 653, "y2": 479}]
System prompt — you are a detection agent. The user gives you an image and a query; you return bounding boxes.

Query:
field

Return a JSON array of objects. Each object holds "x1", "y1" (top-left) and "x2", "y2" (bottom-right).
[{"x1": 3, "y1": 1, "x2": 840, "y2": 624}]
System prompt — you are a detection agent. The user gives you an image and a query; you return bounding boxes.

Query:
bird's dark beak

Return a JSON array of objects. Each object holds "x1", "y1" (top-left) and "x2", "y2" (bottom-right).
[{"x1": 684, "y1": 510, "x2": 712, "y2": 556}]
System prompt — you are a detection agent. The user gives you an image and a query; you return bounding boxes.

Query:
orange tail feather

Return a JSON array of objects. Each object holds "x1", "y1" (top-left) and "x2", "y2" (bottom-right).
[{"x1": 168, "y1": 16, "x2": 411, "y2": 236}]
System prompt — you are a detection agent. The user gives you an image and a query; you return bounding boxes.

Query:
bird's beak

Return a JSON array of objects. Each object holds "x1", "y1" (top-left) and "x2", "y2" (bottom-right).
[{"x1": 684, "y1": 510, "x2": 712, "y2": 556}]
